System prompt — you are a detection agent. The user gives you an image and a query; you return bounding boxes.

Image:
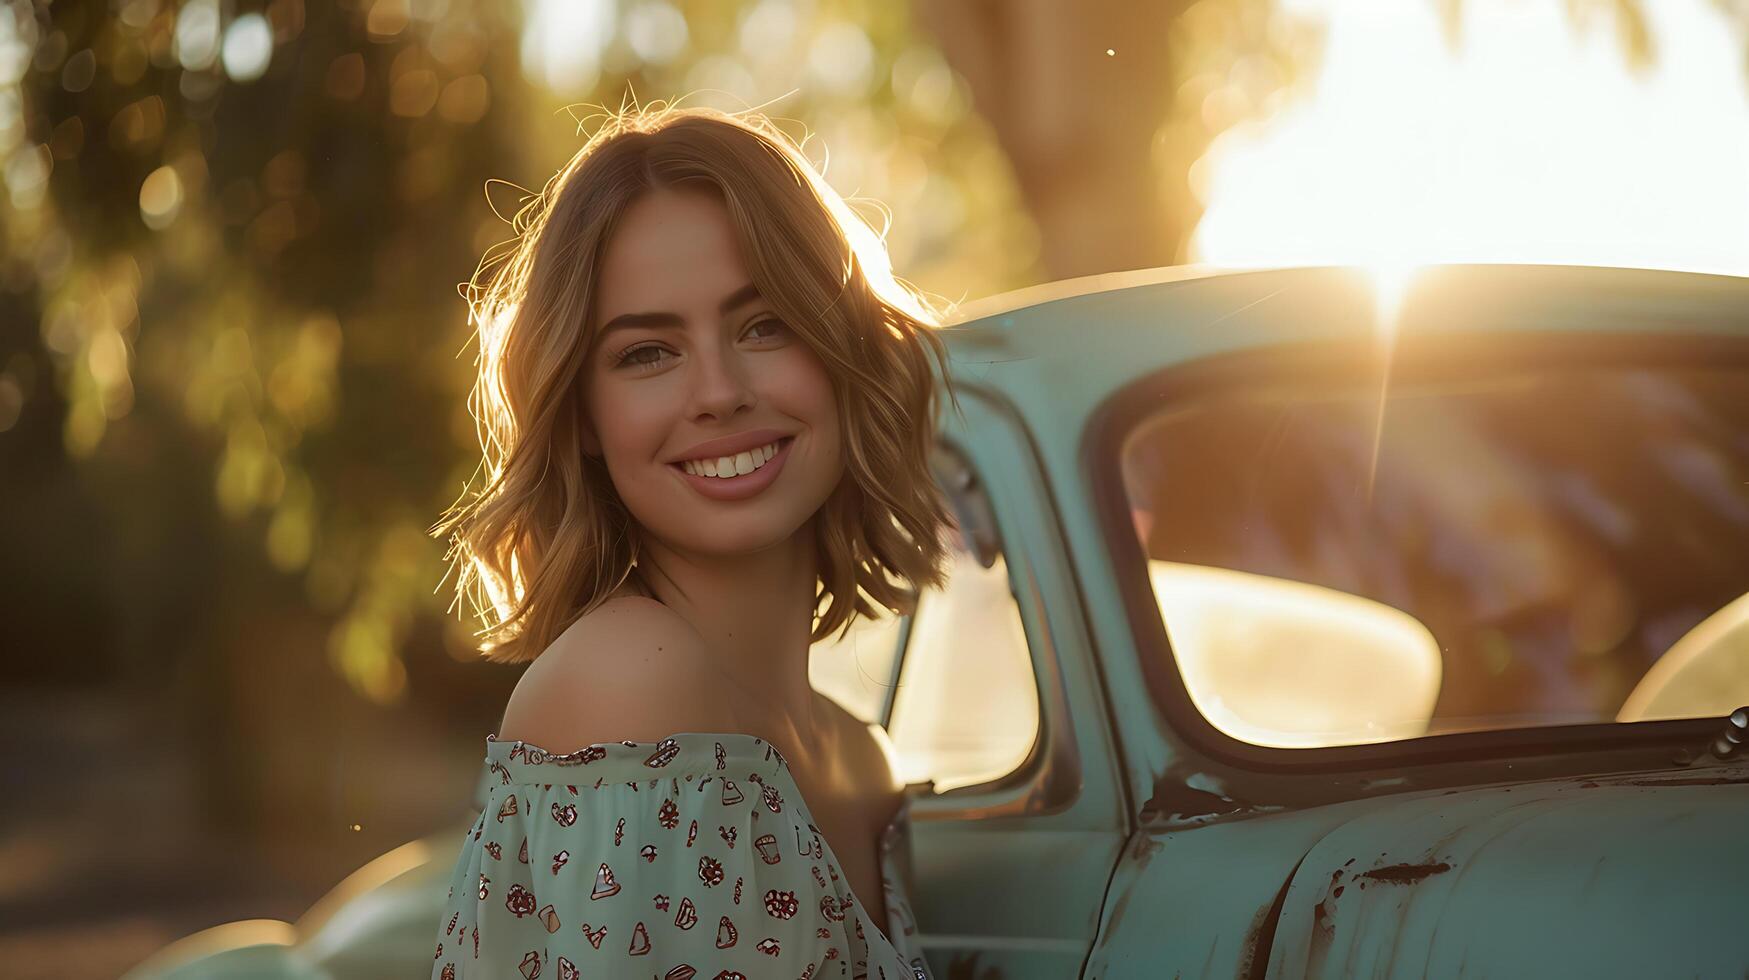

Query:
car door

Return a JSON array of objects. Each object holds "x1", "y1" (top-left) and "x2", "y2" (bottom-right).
[{"x1": 812, "y1": 383, "x2": 1130, "y2": 979}]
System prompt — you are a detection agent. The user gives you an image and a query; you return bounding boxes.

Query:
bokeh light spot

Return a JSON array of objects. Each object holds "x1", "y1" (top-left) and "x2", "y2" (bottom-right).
[
  {"x1": 139, "y1": 163, "x2": 184, "y2": 229},
  {"x1": 626, "y1": 1, "x2": 688, "y2": 65},
  {"x1": 808, "y1": 22, "x2": 875, "y2": 96},
  {"x1": 61, "y1": 48, "x2": 96, "y2": 92},
  {"x1": 520, "y1": 0, "x2": 614, "y2": 96},
  {"x1": 437, "y1": 74, "x2": 490, "y2": 124},
  {"x1": 221, "y1": 13, "x2": 274, "y2": 83},
  {"x1": 174, "y1": 0, "x2": 222, "y2": 72}
]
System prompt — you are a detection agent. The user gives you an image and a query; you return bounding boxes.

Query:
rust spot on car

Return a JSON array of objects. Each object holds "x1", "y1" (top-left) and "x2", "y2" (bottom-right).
[
  {"x1": 1358, "y1": 862, "x2": 1453, "y2": 885},
  {"x1": 1101, "y1": 872, "x2": 1140, "y2": 938},
  {"x1": 1140, "y1": 781, "x2": 1250, "y2": 822},
  {"x1": 1307, "y1": 896, "x2": 1337, "y2": 973},
  {"x1": 1240, "y1": 857, "x2": 1304, "y2": 980},
  {"x1": 1131, "y1": 834, "x2": 1165, "y2": 863}
]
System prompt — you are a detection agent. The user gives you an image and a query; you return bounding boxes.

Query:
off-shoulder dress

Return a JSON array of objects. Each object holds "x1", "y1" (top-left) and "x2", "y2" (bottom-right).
[{"x1": 431, "y1": 730, "x2": 932, "y2": 980}]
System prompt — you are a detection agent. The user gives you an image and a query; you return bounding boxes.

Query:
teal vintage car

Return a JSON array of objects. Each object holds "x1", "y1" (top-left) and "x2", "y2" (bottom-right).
[{"x1": 129, "y1": 264, "x2": 1749, "y2": 979}]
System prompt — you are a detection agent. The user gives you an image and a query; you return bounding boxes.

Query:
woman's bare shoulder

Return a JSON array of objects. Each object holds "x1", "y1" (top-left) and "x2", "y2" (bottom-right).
[{"x1": 495, "y1": 595, "x2": 740, "y2": 751}]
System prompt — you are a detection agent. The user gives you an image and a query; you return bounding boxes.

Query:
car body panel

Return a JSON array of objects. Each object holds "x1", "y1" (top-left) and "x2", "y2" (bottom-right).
[
  {"x1": 1086, "y1": 762, "x2": 1749, "y2": 979},
  {"x1": 1260, "y1": 764, "x2": 1749, "y2": 979}
]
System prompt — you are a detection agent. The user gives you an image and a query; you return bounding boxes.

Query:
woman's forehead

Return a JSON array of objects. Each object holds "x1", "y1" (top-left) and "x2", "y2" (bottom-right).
[{"x1": 595, "y1": 190, "x2": 751, "y2": 311}]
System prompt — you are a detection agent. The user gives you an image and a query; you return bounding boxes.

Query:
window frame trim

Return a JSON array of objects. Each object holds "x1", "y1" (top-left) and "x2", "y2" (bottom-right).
[{"x1": 890, "y1": 394, "x2": 1085, "y2": 819}]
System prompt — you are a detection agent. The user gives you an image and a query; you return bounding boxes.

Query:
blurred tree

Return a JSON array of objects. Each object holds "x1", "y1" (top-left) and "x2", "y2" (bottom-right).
[
  {"x1": 916, "y1": 0, "x2": 1191, "y2": 277},
  {"x1": 914, "y1": 0, "x2": 1317, "y2": 277}
]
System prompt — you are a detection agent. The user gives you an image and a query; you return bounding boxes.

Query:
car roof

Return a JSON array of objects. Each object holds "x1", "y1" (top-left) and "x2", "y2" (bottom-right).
[
  {"x1": 929, "y1": 263, "x2": 1749, "y2": 457},
  {"x1": 936, "y1": 262, "x2": 1749, "y2": 366}
]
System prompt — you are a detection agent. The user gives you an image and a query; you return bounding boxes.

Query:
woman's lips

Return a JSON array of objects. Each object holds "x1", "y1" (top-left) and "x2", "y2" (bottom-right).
[{"x1": 670, "y1": 436, "x2": 794, "y2": 502}]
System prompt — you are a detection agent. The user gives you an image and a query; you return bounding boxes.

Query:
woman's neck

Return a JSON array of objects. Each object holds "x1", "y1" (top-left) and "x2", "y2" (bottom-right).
[{"x1": 630, "y1": 525, "x2": 826, "y2": 758}]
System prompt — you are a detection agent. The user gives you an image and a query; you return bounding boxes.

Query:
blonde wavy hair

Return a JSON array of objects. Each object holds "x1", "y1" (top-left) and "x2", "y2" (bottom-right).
[{"x1": 432, "y1": 105, "x2": 959, "y2": 665}]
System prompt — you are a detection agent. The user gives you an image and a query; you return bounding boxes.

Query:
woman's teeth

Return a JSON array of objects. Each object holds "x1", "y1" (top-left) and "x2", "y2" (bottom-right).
[{"x1": 681, "y1": 440, "x2": 781, "y2": 478}]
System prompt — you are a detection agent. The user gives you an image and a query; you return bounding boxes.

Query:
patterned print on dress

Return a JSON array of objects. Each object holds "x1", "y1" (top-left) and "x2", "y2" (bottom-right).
[
  {"x1": 580, "y1": 921, "x2": 607, "y2": 949},
  {"x1": 517, "y1": 950, "x2": 540, "y2": 979},
  {"x1": 629, "y1": 920, "x2": 651, "y2": 955},
  {"x1": 674, "y1": 896, "x2": 699, "y2": 929},
  {"x1": 686, "y1": 819, "x2": 698, "y2": 847},
  {"x1": 756, "y1": 937, "x2": 781, "y2": 955},
  {"x1": 640, "y1": 843, "x2": 658, "y2": 862},
  {"x1": 644, "y1": 737, "x2": 681, "y2": 767},
  {"x1": 504, "y1": 883, "x2": 537, "y2": 918},
  {"x1": 719, "y1": 825, "x2": 737, "y2": 848},
  {"x1": 720, "y1": 779, "x2": 744, "y2": 805},
  {"x1": 715, "y1": 914, "x2": 738, "y2": 948},
  {"x1": 551, "y1": 849, "x2": 568, "y2": 875},
  {"x1": 698, "y1": 855, "x2": 724, "y2": 886},
  {"x1": 556, "y1": 956, "x2": 578, "y2": 980},
  {"x1": 763, "y1": 889, "x2": 799, "y2": 919},
  {"x1": 754, "y1": 833, "x2": 780, "y2": 864},
  {"x1": 551, "y1": 802, "x2": 577, "y2": 826},
  {"x1": 496, "y1": 794, "x2": 517, "y2": 822},
  {"x1": 538, "y1": 903, "x2": 560, "y2": 933},
  {"x1": 658, "y1": 798, "x2": 680, "y2": 828},
  {"x1": 590, "y1": 862, "x2": 620, "y2": 899}
]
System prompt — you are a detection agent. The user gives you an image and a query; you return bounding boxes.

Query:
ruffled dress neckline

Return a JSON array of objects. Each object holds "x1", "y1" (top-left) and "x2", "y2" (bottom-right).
[{"x1": 481, "y1": 730, "x2": 928, "y2": 976}]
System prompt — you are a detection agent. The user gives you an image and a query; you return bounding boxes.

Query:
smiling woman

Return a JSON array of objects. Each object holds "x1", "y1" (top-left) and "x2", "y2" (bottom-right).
[
  {"x1": 433, "y1": 105, "x2": 957, "y2": 665},
  {"x1": 423, "y1": 105, "x2": 955, "y2": 979}
]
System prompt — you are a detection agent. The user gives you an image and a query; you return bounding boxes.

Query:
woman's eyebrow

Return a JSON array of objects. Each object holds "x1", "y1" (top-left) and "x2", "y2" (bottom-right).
[
  {"x1": 598, "y1": 282, "x2": 763, "y2": 336},
  {"x1": 717, "y1": 281, "x2": 761, "y2": 314}
]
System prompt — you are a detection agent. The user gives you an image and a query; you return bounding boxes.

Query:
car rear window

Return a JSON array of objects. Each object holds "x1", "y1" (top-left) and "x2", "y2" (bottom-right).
[{"x1": 1118, "y1": 362, "x2": 1749, "y2": 748}]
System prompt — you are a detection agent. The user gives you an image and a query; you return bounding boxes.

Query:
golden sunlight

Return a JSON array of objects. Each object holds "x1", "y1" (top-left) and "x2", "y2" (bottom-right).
[
  {"x1": 1191, "y1": 0, "x2": 1749, "y2": 275},
  {"x1": 1149, "y1": 561, "x2": 1443, "y2": 748}
]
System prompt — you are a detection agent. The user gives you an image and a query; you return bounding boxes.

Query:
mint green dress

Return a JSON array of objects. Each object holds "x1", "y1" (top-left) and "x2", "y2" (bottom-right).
[{"x1": 431, "y1": 731, "x2": 932, "y2": 980}]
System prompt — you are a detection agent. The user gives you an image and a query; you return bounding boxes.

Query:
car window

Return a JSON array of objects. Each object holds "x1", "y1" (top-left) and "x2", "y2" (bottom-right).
[
  {"x1": 808, "y1": 465, "x2": 1035, "y2": 787},
  {"x1": 886, "y1": 518, "x2": 1041, "y2": 792},
  {"x1": 1117, "y1": 361, "x2": 1749, "y2": 749},
  {"x1": 808, "y1": 596, "x2": 905, "y2": 728}
]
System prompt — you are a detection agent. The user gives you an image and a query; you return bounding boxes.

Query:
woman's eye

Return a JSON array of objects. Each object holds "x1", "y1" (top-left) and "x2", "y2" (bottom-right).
[
  {"x1": 746, "y1": 318, "x2": 789, "y2": 341},
  {"x1": 616, "y1": 345, "x2": 671, "y2": 369}
]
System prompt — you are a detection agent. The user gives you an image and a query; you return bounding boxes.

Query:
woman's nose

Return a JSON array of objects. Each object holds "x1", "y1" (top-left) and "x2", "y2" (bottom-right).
[{"x1": 686, "y1": 345, "x2": 756, "y2": 420}]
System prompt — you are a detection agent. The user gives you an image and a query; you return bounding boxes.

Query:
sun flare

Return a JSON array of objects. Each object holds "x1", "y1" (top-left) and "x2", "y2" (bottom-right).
[{"x1": 1191, "y1": 0, "x2": 1749, "y2": 276}]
